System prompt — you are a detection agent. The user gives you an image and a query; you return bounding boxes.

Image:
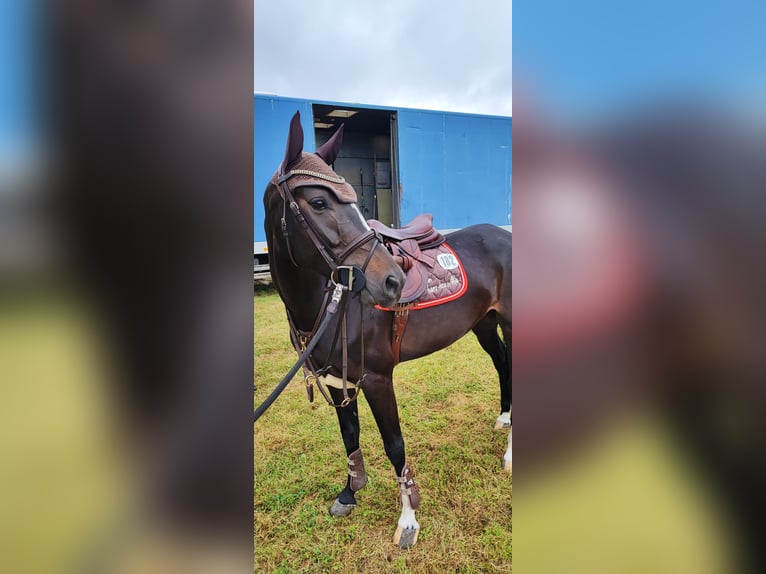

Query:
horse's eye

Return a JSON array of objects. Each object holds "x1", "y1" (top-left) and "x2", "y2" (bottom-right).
[{"x1": 308, "y1": 198, "x2": 329, "y2": 211}]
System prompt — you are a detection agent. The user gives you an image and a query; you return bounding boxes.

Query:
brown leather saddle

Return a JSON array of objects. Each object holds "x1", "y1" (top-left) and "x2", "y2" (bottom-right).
[{"x1": 368, "y1": 214, "x2": 445, "y2": 303}]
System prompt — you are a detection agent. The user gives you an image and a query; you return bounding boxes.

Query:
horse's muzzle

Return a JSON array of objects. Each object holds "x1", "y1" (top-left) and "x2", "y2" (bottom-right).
[{"x1": 378, "y1": 269, "x2": 404, "y2": 308}]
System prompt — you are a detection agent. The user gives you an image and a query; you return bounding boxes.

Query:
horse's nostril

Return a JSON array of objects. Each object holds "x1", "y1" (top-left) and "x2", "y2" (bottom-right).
[{"x1": 385, "y1": 274, "x2": 402, "y2": 296}]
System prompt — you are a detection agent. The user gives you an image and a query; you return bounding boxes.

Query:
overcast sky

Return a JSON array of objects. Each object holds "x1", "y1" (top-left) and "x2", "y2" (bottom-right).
[{"x1": 254, "y1": 0, "x2": 512, "y2": 116}]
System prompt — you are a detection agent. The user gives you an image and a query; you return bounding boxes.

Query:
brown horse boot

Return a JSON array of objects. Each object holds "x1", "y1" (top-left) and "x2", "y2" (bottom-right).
[
  {"x1": 347, "y1": 447, "x2": 368, "y2": 491},
  {"x1": 393, "y1": 462, "x2": 421, "y2": 548},
  {"x1": 329, "y1": 448, "x2": 367, "y2": 517}
]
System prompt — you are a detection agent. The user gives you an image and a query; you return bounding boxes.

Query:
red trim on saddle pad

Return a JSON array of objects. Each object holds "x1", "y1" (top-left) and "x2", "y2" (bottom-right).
[{"x1": 376, "y1": 244, "x2": 468, "y2": 311}]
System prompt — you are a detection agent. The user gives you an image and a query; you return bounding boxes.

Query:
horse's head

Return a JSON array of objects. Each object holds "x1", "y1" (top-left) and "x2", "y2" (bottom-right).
[{"x1": 265, "y1": 111, "x2": 404, "y2": 308}]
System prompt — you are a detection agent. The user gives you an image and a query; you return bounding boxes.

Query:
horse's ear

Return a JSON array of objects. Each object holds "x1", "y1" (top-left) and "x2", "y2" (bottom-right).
[
  {"x1": 282, "y1": 111, "x2": 304, "y2": 170},
  {"x1": 316, "y1": 123, "x2": 345, "y2": 165}
]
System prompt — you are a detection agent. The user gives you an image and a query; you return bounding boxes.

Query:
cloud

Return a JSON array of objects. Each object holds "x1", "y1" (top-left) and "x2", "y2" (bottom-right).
[{"x1": 254, "y1": 0, "x2": 512, "y2": 116}]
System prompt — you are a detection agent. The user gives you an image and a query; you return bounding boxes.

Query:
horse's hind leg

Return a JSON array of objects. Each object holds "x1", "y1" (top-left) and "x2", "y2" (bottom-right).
[
  {"x1": 473, "y1": 312, "x2": 511, "y2": 428},
  {"x1": 363, "y1": 372, "x2": 421, "y2": 549},
  {"x1": 503, "y1": 426, "x2": 512, "y2": 472},
  {"x1": 500, "y1": 318, "x2": 512, "y2": 424},
  {"x1": 500, "y1": 318, "x2": 512, "y2": 472},
  {"x1": 328, "y1": 387, "x2": 368, "y2": 518}
]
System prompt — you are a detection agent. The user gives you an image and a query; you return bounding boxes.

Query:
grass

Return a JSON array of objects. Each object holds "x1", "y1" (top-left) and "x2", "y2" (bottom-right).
[{"x1": 254, "y1": 287, "x2": 512, "y2": 573}]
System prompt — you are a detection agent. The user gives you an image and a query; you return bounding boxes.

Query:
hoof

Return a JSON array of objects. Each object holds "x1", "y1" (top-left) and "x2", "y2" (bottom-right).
[
  {"x1": 393, "y1": 525, "x2": 419, "y2": 549},
  {"x1": 329, "y1": 499, "x2": 356, "y2": 517},
  {"x1": 502, "y1": 458, "x2": 512, "y2": 473},
  {"x1": 494, "y1": 411, "x2": 512, "y2": 430}
]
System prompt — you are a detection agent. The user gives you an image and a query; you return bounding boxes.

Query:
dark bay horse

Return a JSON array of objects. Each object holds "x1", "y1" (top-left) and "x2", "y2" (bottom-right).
[{"x1": 263, "y1": 112, "x2": 512, "y2": 548}]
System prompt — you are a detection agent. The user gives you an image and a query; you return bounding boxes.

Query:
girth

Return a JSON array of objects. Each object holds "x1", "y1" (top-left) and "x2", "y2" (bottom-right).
[{"x1": 391, "y1": 305, "x2": 410, "y2": 366}]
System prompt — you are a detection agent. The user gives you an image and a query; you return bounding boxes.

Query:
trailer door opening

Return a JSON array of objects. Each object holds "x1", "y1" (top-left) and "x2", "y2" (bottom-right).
[{"x1": 312, "y1": 104, "x2": 399, "y2": 227}]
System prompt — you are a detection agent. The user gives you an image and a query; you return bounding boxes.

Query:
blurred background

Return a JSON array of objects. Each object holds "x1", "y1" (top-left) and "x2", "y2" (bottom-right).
[
  {"x1": 514, "y1": 1, "x2": 766, "y2": 573},
  {"x1": 1, "y1": 1, "x2": 253, "y2": 572}
]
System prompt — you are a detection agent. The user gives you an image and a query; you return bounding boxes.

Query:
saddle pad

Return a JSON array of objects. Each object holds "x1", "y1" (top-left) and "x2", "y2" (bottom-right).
[{"x1": 377, "y1": 243, "x2": 468, "y2": 311}]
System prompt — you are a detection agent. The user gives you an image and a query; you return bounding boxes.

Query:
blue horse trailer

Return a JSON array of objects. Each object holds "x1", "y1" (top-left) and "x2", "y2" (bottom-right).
[{"x1": 254, "y1": 94, "x2": 512, "y2": 274}]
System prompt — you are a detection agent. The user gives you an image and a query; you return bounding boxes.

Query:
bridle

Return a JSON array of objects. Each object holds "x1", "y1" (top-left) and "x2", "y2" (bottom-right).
[
  {"x1": 276, "y1": 167, "x2": 381, "y2": 274},
  {"x1": 275, "y1": 165, "x2": 384, "y2": 408}
]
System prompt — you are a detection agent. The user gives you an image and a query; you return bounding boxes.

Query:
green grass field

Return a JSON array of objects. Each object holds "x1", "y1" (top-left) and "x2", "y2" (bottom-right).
[{"x1": 254, "y1": 287, "x2": 512, "y2": 573}]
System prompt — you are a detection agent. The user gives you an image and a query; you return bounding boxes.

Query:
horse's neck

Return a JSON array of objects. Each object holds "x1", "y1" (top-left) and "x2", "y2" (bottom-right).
[
  {"x1": 265, "y1": 199, "x2": 329, "y2": 332},
  {"x1": 272, "y1": 258, "x2": 328, "y2": 332}
]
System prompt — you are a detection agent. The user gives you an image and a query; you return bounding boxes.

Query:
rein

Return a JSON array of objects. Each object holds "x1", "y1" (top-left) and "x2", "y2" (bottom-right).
[
  {"x1": 254, "y1": 282, "x2": 346, "y2": 422},
  {"x1": 254, "y1": 168, "x2": 381, "y2": 420},
  {"x1": 287, "y1": 272, "x2": 366, "y2": 409}
]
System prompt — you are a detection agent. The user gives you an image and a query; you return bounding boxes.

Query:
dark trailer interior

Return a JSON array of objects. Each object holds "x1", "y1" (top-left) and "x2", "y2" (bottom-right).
[{"x1": 312, "y1": 104, "x2": 400, "y2": 227}]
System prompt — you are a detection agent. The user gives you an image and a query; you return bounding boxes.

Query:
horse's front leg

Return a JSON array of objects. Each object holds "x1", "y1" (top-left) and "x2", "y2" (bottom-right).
[
  {"x1": 328, "y1": 385, "x2": 368, "y2": 518},
  {"x1": 363, "y1": 372, "x2": 421, "y2": 549}
]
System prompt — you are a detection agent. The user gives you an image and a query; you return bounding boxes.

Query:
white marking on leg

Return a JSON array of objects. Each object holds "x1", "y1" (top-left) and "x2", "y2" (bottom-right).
[
  {"x1": 494, "y1": 410, "x2": 512, "y2": 429},
  {"x1": 397, "y1": 492, "x2": 419, "y2": 531},
  {"x1": 503, "y1": 427, "x2": 512, "y2": 471}
]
